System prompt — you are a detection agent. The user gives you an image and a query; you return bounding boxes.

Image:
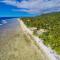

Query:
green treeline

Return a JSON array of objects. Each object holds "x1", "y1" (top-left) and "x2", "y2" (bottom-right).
[{"x1": 21, "y1": 12, "x2": 60, "y2": 54}]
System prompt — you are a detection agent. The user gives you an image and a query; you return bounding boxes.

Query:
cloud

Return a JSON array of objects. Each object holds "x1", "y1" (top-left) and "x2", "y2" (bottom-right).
[{"x1": 1, "y1": 0, "x2": 60, "y2": 15}]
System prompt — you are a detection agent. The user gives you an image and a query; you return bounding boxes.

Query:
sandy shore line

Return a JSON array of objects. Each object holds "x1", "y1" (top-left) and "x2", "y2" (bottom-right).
[{"x1": 18, "y1": 19, "x2": 60, "y2": 60}]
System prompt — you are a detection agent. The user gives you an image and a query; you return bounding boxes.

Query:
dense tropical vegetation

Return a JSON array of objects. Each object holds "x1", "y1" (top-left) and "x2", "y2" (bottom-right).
[{"x1": 21, "y1": 12, "x2": 60, "y2": 54}]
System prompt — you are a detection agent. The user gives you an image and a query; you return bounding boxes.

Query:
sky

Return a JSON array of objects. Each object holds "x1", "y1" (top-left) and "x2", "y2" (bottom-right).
[{"x1": 0, "y1": 0, "x2": 60, "y2": 17}]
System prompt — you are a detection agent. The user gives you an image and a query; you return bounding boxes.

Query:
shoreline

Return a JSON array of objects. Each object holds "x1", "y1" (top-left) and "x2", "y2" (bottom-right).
[{"x1": 18, "y1": 19, "x2": 60, "y2": 60}]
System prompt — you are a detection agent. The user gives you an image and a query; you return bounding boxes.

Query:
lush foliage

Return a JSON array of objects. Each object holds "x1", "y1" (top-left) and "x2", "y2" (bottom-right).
[{"x1": 21, "y1": 12, "x2": 60, "y2": 54}]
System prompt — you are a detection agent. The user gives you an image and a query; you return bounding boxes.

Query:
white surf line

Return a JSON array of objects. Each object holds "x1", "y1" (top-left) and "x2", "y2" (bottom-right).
[
  {"x1": 0, "y1": 20, "x2": 7, "y2": 26},
  {"x1": 18, "y1": 19, "x2": 60, "y2": 60},
  {"x1": 2, "y1": 20, "x2": 7, "y2": 24}
]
